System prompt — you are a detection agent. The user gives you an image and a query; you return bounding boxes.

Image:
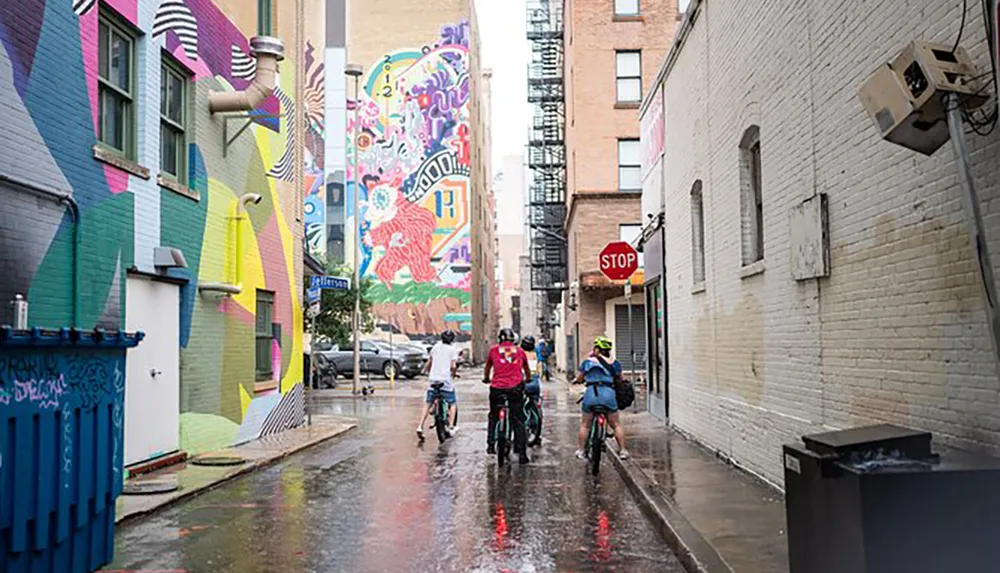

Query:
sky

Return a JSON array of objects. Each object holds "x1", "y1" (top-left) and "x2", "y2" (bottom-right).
[{"x1": 475, "y1": 0, "x2": 532, "y2": 175}]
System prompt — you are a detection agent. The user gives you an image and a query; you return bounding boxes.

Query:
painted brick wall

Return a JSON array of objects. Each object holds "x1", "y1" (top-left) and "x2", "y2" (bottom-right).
[{"x1": 658, "y1": 0, "x2": 1000, "y2": 486}]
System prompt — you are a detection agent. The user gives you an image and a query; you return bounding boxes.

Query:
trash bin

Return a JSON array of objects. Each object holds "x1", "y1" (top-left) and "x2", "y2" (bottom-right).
[
  {"x1": 1, "y1": 326, "x2": 143, "y2": 573},
  {"x1": 784, "y1": 423, "x2": 1000, "y2": 573}
]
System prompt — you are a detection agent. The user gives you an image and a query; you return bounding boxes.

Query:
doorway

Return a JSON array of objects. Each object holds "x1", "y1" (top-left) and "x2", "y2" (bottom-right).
[{"x1": 125, "y1": 276, "x2": 181, "y2": 466}]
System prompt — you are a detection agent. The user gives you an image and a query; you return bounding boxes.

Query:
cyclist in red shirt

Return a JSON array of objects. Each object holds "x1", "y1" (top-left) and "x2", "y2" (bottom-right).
[{"x1": 483, "y1": 328, "x2": 533, "y2": 463}]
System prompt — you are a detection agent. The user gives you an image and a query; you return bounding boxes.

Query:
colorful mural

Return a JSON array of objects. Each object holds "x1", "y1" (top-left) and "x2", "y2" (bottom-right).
[
  {"x1": 345, "y1": 21, "x2": 473, "y2": 338},
  {"x1": 0, "y1": 0, "x2": 318, "y2": 456}
]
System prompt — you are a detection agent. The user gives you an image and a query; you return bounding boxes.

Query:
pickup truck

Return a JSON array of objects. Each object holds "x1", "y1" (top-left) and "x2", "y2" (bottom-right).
[{"x1": 313, "y1": 340, "x2": 426, "y2": 384}]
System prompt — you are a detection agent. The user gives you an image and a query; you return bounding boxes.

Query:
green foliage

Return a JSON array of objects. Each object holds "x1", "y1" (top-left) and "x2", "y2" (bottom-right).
[
  {"x1": 367, "y1": 281, "x2": 470, "y2": 305},
  {"x1": 308, "y1": 262, "x2": 375, "y2": 348}
]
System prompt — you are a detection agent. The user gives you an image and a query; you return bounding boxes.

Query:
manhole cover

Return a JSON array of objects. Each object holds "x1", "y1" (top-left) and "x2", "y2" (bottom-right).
[
  {"x1": 191, "y1": 455, "x2": 246, "y2": 467},
  {"x1": 123, "y1": 477, "x2": 179, "y2": 495}
]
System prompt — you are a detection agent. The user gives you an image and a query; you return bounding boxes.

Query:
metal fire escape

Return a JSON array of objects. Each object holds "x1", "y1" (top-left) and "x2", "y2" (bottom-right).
[{"x1": 526, "y1": 0, "x2": 567, "y2": 311}]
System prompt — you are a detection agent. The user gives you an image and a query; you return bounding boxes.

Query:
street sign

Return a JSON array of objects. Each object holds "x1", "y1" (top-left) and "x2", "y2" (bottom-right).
[
  {"x1": 310, "y1": 275, "x2": 351, "y2": 290},
  {"x1": 624, "y1": 282, "x2": 632, "y2": 300},
  {"x1": 599, "y1": 241, "x2": 639, "y2": 281},
  {"x1": 307, "y1": 286, "x2": 321, "y2": 304},
  {"x1": 308, "y1": 301, "x2": 321, "y2": 317}
]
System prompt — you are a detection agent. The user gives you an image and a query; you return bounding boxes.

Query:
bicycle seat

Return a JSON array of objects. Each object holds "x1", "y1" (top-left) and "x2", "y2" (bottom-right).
[
  {"x1": 590, "y1": 406, "x2": 611, "y2": 414},
  {"x1": 430, "y1": 382, "x2": 445, "y2": 390}
]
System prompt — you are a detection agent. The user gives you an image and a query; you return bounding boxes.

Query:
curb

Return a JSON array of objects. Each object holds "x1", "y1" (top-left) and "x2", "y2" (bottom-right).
[
  {"x1": 607, "y1": 443, "x2": 733, "y2": 573},
  {"x1": 115, "y1": 423, "x2": 357, "y2": 525}
]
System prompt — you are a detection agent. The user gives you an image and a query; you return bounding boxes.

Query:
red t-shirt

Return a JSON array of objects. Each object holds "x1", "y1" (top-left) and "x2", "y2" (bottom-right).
[{"x1": 488, "y1": 343, "x2": 528, "y2": 389}]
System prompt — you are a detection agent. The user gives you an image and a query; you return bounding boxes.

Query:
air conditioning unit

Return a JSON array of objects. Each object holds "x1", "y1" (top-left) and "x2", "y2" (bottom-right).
[{"x1": 858, "y1": 40, "x2": 988, "y2": 155}]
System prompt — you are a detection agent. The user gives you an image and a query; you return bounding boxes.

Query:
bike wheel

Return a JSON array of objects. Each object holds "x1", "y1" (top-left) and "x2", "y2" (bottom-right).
[
  {"x1": 496, "y1": 416, "x2": 508, "y2": 467},
  {"x1": 590, "y1": 420, "x2": 604, "y2": 476},
  {"x1": 435, "y1": 401, "x2": 448, "y2": 444}
]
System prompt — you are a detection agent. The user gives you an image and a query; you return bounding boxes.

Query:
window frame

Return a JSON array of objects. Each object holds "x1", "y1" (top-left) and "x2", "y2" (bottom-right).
[
  {"x1": 255, "y1": 290, "x2": 275, "y2": 380},
  {"x1": 615, "y1": 50, "x2": 642, "y2": 104},
  {"x1": 739, "y1": 126, "x2": 765, "y2": 267},
  {"x1": 617, "y1": 138, "x2": 641, "y2": 192},
  {"x1": 614, "y1": 0, "x2": 641, "y2": 17},
  {"x1": 97, "y1": 9, "x2": 137, "y2": 160},
  {"x1": 690, "y1": 180, "x2": 706, "y2": 285},
  {"x1": 159, "y1": 54, "x2": 189, "y2": 184},
  {"x1": 257, "y1": 0, "x2": 273, "y2": 36}
]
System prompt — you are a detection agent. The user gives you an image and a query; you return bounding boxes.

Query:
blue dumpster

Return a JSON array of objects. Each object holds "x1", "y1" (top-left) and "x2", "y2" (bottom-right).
[{"x1": 0, "y1": 326, "x2": 143, "y2": 573}]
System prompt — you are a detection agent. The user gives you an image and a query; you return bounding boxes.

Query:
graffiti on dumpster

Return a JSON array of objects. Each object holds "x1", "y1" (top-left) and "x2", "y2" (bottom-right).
[
  {"x1": 0, "y1": 375, "x2": 69, "y2": 409},
  {"x1": 0, "y1": 352, "x2": 127, "y2": 487}
]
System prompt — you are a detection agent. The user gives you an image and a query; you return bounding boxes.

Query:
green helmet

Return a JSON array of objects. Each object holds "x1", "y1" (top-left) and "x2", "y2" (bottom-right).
[{"x1": 594, "y1": 336, "x2": 613, "y2": 351}]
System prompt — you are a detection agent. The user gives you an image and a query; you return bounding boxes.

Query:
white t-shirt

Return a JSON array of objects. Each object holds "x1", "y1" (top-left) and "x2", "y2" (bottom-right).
[{"x1": 427, "y1": 342, "x2": 461, "y2": 391}]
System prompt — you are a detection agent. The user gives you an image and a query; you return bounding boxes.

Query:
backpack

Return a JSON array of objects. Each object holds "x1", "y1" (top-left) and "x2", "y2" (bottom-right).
[{"x1": 594, "y1": 354, "x2": 636, "y2": 410}]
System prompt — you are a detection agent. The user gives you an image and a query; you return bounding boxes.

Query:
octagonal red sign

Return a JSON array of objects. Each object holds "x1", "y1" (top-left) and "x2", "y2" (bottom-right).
[{"x1": 599, "y1": 242, "x2": 639, "y2": 281}]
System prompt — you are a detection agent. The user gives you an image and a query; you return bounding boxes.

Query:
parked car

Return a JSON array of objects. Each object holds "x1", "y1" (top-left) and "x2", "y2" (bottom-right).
[
  {"x1": 371, "y1": 340, "x2": 427, "y2": 377},
  {"x1": 315, "y1": 340, "x2": 425, "y2": 380}
]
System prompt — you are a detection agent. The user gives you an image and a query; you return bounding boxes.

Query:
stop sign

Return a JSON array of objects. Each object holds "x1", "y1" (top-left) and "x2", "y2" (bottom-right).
[{"x1": 599, "y1": 242, "x2": 639, "y2": 281}]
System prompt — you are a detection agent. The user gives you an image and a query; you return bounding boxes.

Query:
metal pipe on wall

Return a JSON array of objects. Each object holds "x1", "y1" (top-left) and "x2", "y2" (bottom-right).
[{"x1": 0, "y1": 174, "x2": 80, "y2": 327}]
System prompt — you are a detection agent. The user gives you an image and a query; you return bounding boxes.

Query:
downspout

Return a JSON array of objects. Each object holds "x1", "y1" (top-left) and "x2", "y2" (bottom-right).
[
  {"x1": 208, "y1": 36, "x2": 285, "y2": 113},
  {"x1": 198, "y1": 193, "x2": 261, "y2": 294},
  {"x1": 0, "y1": 174, "x2": 80, "y2": 327}
]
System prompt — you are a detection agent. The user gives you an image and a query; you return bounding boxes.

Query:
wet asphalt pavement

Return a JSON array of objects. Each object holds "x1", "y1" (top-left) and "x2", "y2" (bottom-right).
[{"x1": 103, "y1": 377, "x2": 684, "y2": 572}]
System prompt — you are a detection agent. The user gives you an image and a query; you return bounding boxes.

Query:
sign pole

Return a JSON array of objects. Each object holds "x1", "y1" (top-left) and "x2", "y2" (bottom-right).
[
  {"x1": 626, "y1": 283, "x2": 635, "y2": 409},
  {"x1": 307, "y1": 303, "x2": 315, "y2": 426},
  {"x1": 351, "y1": 71, "x2": 362, "y2": 398}
]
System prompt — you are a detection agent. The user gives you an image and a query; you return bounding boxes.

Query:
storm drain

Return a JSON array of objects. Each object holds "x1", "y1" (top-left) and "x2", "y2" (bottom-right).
[
  {"x1": 122, "y1": 476, "x2": 180, "y2": 495},
  {"x1": 191, "y1": 455, "x2": 247, "y2": 467}
]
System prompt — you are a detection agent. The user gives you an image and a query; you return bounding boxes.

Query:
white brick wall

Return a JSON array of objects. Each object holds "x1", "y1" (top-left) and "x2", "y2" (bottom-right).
[{"x1": 656, "y1": 0, "x2": 1000, "y2": 486}]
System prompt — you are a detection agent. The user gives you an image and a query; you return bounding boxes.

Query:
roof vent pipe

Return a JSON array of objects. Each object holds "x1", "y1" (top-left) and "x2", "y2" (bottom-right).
[{"x1": 209, "y1": 36, "x2": 285, "y2": 114}]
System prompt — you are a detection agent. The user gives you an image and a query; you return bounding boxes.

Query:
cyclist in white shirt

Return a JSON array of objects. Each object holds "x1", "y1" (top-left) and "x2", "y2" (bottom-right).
[{"x1": 416, "y1": 330, "x2": 461, "y2": 439}]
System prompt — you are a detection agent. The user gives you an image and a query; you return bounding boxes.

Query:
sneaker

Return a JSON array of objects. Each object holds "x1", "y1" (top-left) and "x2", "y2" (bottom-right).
[
  {"x1": 618, "y1": 449, "x2": 631, "y2": 460},
  {"x1": 575, "y1": 449, "x2": 587, "y2": 460},
  {"x1": 487, "y1": 444, "x2": 496, "y2": 455},
  {"x1": 519, "y1": 453, "x2": 530, "y2": 464},
  {"x1": 416, "y1": 428, "x2": 424, "y2": 440},
  {"x1": 448, "y1": 425, "x2": 459, "y2": 436}
]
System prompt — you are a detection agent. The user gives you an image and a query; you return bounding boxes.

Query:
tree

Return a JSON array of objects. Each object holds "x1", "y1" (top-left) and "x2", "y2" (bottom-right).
[{"x1": 309, "y1": 262, "x2": 375, "y2": 348}]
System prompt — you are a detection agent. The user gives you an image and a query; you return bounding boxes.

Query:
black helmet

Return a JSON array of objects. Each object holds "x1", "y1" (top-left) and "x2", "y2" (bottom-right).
[
  {"x1": 498, "y1": 328, "x2": 516, "y2": 343},
  {"x1": 520, "y1": 335, "x2": 536, "y2": 352},
  {"x1": 441, "y1": 330, "x2": 456, "y2": 344}
]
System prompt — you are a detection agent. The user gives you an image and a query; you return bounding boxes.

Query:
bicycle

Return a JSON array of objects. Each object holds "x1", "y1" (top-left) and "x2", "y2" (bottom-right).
[
  {"x1": 426, "y1": 382, "x2": 451, "y2": 444},
  {"x1": 584, "y1": 404, "x2": 611, "y2": 476},
  {"x1": 524, "y1": 392, "x2": 543, "y2": 448},
  {"x1": 494, "y1": 394, "x2": 513, "y2": 467}
]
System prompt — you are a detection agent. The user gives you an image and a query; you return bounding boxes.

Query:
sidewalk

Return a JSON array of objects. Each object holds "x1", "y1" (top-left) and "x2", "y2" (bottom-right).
[
  {"x1": 556, "y1": 374, "x2": 787, "y2": 573},
  {"x1": 611, "y1": 411, "x2": 788, "y2": 573},
  {"x1": 116, "y1": 415, "x2": 356, "y2": 524}
]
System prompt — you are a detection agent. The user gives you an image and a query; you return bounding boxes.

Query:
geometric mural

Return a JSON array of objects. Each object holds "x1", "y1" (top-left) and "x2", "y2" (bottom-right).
[{"x1": 0, "y1": 0, "x2": 319, "y2": 456}]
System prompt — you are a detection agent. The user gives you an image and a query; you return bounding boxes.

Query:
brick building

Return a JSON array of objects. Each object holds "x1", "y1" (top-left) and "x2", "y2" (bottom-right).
[
  {"x1": 641, "y1": 0, "x2": 1000, "y2": 484},
  {"x1": 559, "y1": 0, "x2": 677, "y2": 372},
  {"x1": 325, "y1": 0, "x2": 497, "y2": 361},
  {"x1": 1, "y1": 0, "x2": 319, "y2": 465}
]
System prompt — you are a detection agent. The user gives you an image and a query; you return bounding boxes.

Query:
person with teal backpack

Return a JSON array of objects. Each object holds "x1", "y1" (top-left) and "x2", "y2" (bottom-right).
[{"x1": 573, "y1": 336, "x2": 629, "y2": 460}]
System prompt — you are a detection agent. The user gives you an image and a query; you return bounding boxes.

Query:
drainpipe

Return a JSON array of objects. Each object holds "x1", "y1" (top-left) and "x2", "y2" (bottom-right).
[
  {"x1": 199, "y1": 193, "x2": 261, "y2": 294},
  {"x1": 208, "y1": 36, "x2": 285, "y2": 113},
  {"x1": 0, "y1": 174, "x2": 80, "y2": 327}
]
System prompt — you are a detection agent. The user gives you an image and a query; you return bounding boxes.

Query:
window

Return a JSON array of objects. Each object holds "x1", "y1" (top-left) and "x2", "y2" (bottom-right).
[
  {"x1": 618, "y1": 139, "x2": 641, "y2": 192},
  {"x1": 257, "y1": 0, "x2": 273, "y2": 35},
  {"x1": 615, "y1": 51, "x2": 642, "y2": 103},
  {"x1": 615, "y1": 0, "x2": 640, "y2": 16},
  {"x1": 739, "y1": 126, "x2": 764, "y2": 265},
  {"x1": 160, "y1": 57, "x2": 188, "y2": 183},
  {"x1": 98, "y1": 10, "x2": 136, "y2": 158},
  {"x1": 690, "y1": 180, "x2": 706, "y2": 284},
  {"x1": 255, "y1": 291, "x2": 274, "y2": 379}
]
